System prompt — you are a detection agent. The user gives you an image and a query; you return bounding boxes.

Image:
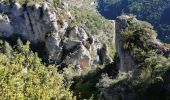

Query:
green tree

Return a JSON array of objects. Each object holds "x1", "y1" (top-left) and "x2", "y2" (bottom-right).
[
  {"x1": 0, "y1": 41, "x2": 75, "y2": 100},
  {"x1": 16, "y1": 38, "x2": 23, "y2": 52},
  {"x1": 3, "y1": 41, "x2": 13, "y2": 57}
]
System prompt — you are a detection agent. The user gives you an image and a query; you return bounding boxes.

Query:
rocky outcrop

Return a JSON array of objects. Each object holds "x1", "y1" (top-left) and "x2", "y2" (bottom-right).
[
  {"x1": 147, "y1": 38, "x2": 170, "y2": 57},
  {"x1": 115, "y1": 15, "x2": 170, "y2": 72},
  {"x1": 115, "y1": 15, "x2": 137, "y2": 72},
  {"x1": 0, "y1": 2, "x2": 58, "y2": 42},
  {"x1": 0, "y1": 1, "x2": 107, "y2": 67},
  {"x1": 100, "y1": 15, "x2": 170, "y2": 100},
  {"x1": 63, "y1": 44, "x2": 91, "y2": 68},
  {"x1": 0, "y1": 14, "x2": 13, "y2": 36},
  {"x1": 0, "y1": 1, "x2": 65, "y2": 63}
]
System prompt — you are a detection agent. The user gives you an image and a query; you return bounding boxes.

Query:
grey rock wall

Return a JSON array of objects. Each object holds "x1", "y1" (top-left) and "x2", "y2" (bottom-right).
[
  {"x1": 115, "y1": 15, "x2": 137, "y2": 72},
  {"x1": 0, "y1": 1, "x2": 111, "y2": 67}
]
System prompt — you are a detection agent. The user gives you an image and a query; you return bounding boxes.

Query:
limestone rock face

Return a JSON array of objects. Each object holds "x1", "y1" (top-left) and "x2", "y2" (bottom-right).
[
  {"x1": 45, "y1": 35, "x2": 62, "y2": 63},
  {"x1": 68, "y1": 26, "x2": 88, "y2": 41},
  {"x1": 115, "y1": 15, "x2": 137, "y2": 72},
  {"x1": 63, "y1": 44, "x2": 91, "y2": 68},
  {"x1": 0, "y1": 1, "x2": 103, "y2": 67},
  {"x1": 0, "y1": 2, "x2": 58, "y2": 42},
  {"x1": 0, "y1": 1, "x2": 64, "y2": 63},
  {"x1": 0, "y1": 14, "x2": 13, "y2": 36}
]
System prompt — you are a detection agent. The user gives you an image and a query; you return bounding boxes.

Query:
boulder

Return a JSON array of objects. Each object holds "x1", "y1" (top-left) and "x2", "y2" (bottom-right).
[
  {"x1": 63, "y1": 44, "x2": 91, "y2": 68},
  {"x1": 69, "y1": 26, "x2": 88, "y2": 41}
]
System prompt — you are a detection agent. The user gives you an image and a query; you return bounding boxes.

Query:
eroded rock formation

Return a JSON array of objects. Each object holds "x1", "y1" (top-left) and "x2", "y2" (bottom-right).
[
  {"x1": 115, "y1": 15, "x2": 137, "y2": 72},
  {"x1": 100, "y1": 15, "x2": 170, "y2": 100},
  {"x1": 0, "y1": 1, "x2": 111, "y2": 67},
  {"x1": 115, "y1": 15, "x2": 170, "y2": 72}
]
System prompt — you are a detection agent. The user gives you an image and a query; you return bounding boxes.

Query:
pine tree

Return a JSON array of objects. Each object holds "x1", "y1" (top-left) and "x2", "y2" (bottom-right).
[
  {"x1": 16, "y1": 38, "x2": 23, "y2": 52},
  {"x1": 3, "y1": 41, "x2": 13, "y2": 57}
]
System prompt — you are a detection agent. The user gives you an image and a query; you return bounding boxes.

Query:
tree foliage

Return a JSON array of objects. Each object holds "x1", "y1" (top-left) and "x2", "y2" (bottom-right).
[
  {"x1": 0, "y1": 41, "x2": 75, "y2": 100},
  {"x1": 98, "y1": 0, "x2": 170, "y2": 42}
]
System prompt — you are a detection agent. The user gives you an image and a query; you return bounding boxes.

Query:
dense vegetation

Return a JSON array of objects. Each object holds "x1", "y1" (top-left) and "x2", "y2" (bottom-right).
[
  {"x1": 0, "y1": 38, "x2": 75, "y2": 99},
  {"x1": 97, "y1": 17, "x2": 170, "y2": 100},
  {"x1": 97, "y1": 0, "x2": 170, "y2": 43},
  {"x1": 119, "y1": 18, "x2": 170, "y2": 99},
  {"x1": 2, "y1": 0, "x2": 170, "y2": 100},
  {"x1": 0, "y1": 36, "x2": 114, "y2": 99}
]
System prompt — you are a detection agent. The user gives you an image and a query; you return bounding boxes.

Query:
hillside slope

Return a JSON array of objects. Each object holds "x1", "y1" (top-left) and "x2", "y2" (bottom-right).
[
  {"x1": 0, "y1": 0, "x2": 170, "y2": 100},
  {"x1": 97, "y1": 0, "x2": 170, "y2": 43}
]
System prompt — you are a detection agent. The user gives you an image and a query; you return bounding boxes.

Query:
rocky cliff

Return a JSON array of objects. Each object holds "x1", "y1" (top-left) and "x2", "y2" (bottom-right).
[
  {"x1": 115, "y1": 15, "x2": 170, "y2": 72},
  {"x1": 115, "y1": 15, "x2": 136, "y2": 72},
  {"x1": 100, "y1": 15, "x2": 170, "y2": 100},
  {"x1": 0, "y1": 1, "x2": 113, "y2": 68}
]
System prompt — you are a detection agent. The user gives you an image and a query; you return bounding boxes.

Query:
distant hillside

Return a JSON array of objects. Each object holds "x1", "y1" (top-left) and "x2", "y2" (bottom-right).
[{"x1": 97, "y1": 0, "x2": 170, "y2": 43}]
